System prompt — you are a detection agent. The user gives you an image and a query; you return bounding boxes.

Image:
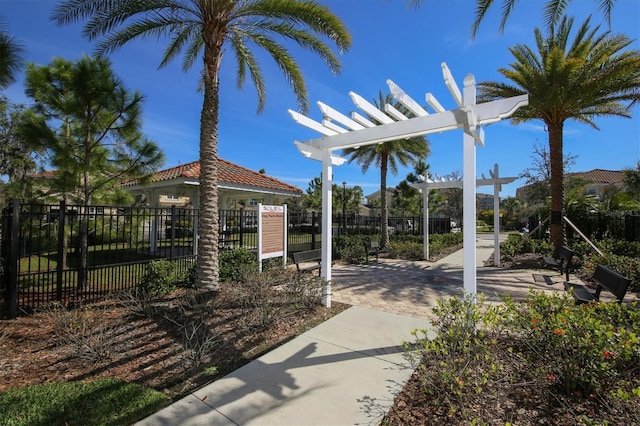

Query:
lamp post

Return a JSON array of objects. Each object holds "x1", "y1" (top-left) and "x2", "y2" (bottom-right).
[{"x1": 342, "y1": 181, "x2": 347, "y2": 235}]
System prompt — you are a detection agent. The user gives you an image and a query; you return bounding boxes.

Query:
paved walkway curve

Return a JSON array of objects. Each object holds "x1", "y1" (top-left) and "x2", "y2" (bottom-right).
[{"x1": 331, "y1": 235, "x2": 566, "y2": 318}]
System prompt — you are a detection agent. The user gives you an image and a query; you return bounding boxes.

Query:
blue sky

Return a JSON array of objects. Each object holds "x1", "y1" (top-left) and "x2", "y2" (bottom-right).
[{"x1": 2, "y1": 0, "x2": 639, "y2": 198}]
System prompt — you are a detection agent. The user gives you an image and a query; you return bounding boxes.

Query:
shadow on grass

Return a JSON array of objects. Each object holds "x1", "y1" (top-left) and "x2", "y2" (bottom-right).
[{"x1": 0, "y1": 378, "x2": 168, "y2": 426}]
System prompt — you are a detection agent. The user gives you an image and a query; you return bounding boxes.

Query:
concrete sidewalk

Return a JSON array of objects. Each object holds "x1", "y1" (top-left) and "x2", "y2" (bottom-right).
[
  {"x1": 136, "y1": 306, "x2": 430, "y2": 425},
  {"x1": 137, "y1": 236, "x2": 567, "y2": 425}
]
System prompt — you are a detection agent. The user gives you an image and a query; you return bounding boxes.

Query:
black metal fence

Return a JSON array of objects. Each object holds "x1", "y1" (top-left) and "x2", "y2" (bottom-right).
[
  {"x1": 1, "y1": 201, "x2": 199, "y2": 318},
  {"x1": 526, "y1": 211, "x2": 640, "y2": 242},
  {"x1": 0, "y1": 200, "x2": 449, "y2": 318}
]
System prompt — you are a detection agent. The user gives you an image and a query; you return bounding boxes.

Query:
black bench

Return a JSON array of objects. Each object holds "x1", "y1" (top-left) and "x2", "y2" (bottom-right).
[
  {"x1": 363, "y1": 240, "x2": 386, "y2": 263},
  {"x1": 544, "y1": 246, "x2": 574, "y2": 281},
  {"x1": 292, "y1": 249, "x2": 322, "y2": 276},
  {"x1": 564, "y1": 264, "x2": 631, "y2": 305}
]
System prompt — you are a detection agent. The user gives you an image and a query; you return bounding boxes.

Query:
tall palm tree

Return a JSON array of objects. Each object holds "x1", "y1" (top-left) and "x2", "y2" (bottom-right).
[
  {"x1": 343, "y1": 92, "x2": 430, "y2": 247},
  {"x1": 53, "y1": 0, "x2": 351, "y2": 291},
  {"x1": 0, "y1": 18, "x2": 24, "y2": 89},
  {"x1": 479, "y1": 15, "x2": 640, "y2": 252}
]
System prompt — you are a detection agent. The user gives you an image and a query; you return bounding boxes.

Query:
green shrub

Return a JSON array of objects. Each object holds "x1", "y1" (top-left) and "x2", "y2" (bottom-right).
[
  {"x1": 387, "y1": 240, "x2": 424, "y2": 260},
  {"x1": 219, "y1": 247, "x2": 258, "y2": 282},
  {"x1": 500, "y1": 232, "x2": 551, "y2": 260},
  {"x1": 582, "y1": 253, "x2": 640, "y2": 292},
  {"x1": 333, "y1": 235, "x2": 369, "y2": 263},
  {"x1": 405, "y1": 294, "x2": 500, "y2": 409},
  {"x1": 406, "y1": 291, "x2": 640, "y2": 421},
  {"x1": 500, "y1": 290, "x2": 640, "y2": 394},
  {"x1": 138, "y1": 259, "x2": 188, "y2": 296},
  {"x1": 428, "y1": 232, "x2": 463, "y2": 257}
]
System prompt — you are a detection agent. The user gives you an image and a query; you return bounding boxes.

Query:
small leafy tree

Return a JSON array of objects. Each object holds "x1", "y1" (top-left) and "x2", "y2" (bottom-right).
[
  {"x1": 0, "y1": 98, "x2": 43, "y2": 201},
  {"x1": 20, "y1": 55, "x2": 164, "y2": 290}
]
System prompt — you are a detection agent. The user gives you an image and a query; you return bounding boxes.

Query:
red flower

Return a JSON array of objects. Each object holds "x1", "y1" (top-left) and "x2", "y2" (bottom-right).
[
  {"x1": 603, "y1": 351, "x2": 616, "y2": 359},
  {"x1": 546, "y1": 374, "x2": 556, "y2": 381},
  {"x1": 554, "y1": 329, "x2": 564, "y2": 335}
]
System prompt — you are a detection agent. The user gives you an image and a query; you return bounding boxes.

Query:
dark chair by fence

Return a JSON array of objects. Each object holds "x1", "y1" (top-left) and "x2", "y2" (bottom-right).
[
  {"x1": 363, "y1": 240, "x2": 386, "y2": 263},
  {"x1": 564, "y1": 264, "x2": 631, "y2": 304},
  {"x1": 292, "y1": 249, "x2": 322, "y2": 276},
  {"x1": 544, "y1": 246, "x2": 574, "y2": 281}
]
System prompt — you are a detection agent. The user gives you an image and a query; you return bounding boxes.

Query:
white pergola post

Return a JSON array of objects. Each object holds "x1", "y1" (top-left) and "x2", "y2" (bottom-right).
[
  {"x1": 462, "y1": 75, "x2": 478, "y2": 297},
  {"x1": 321, "y1": 150, "x2": 333, "y2": 307},
  {"x1": 492, "y1": 164, "x2": 501, "y2": 266},
  {"x1": 414, "y1": 165, "x2": 515, "y2": 263},
  {"x1": 423, "y1": 187, "x2": 429, "y2": 260},
  {"x1": 289, "y1": 63, "x2": 527, "y2": 303}
]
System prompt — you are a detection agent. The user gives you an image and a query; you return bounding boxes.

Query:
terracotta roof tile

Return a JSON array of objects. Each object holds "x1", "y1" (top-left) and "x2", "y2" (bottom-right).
[
  {"x1": 123, "y1": 159, "x2": 302, "y2": 194},
  {"x1": 569, "y1": 169, "x2": 624, "y2": 184}
]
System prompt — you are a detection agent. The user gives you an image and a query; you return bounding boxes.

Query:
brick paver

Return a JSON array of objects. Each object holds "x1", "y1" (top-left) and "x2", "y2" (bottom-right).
[{"x1": 330, "y1": 248, "x2": 567, "y2": 319}]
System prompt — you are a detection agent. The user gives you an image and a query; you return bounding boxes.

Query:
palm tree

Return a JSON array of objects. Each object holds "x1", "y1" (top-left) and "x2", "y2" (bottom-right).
[
  {"x1": 500, "y1": 196, "x2": 523, "y2": 230},
  {"x1": 343, "y1": 92, "x2": 430, "y2": 247},
  {"x1": 623, "y1": 161, "x2": 640, "y2": 201},
  {"x1": 0, "y1": 18, "x2": 24, "y2": 88},
  {"x1": 53, "y1": 0, "x2": 351, "y2": 291},
  {"x1": 479, "y1": 15, "x2": 640, "y2": 252}
]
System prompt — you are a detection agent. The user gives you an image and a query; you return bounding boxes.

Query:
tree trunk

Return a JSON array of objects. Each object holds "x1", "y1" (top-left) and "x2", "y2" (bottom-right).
[
  {"x1": 548, "y1": 122, "x2": 565, "y2": 255},
  {"x1": 380, "y1": 155, "x2": 389, "y2": 247},
  {"x1": 196, "y1": 43, "x2": 222, "y2": 291}
]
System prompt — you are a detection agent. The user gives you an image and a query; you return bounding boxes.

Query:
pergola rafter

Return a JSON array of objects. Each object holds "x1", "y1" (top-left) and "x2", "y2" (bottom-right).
[{"x1": 289, "y1": 62, "x2": 528, "y2": 306}]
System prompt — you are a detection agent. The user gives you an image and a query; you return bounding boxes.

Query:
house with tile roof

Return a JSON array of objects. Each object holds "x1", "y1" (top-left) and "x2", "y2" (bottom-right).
[
  {"x1": 121, "y1": 159, "x2": 303, "y2": 209},
  {"x1": 515, "y1": 169, "x2": 625, "y2": 202}
]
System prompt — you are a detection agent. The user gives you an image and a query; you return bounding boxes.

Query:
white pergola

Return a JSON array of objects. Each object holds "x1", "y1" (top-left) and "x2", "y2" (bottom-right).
[
  {"x1": 289, "y1": 62, "x2": 528, "y2": 307},
  {"x1": 413, "y1": 163, "x2": 517, "y2": 266}
]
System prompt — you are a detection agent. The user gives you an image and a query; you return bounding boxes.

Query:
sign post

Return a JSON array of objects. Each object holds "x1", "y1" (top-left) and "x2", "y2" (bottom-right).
[{"x1": 257, "y1": 204, "x2": 288, "y2": 271}]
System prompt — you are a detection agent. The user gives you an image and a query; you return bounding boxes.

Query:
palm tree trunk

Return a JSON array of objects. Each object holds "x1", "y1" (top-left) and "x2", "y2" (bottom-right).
[
  {"x1": 548, "y1": 122, "x2": 565, "y2": 254},
  {"x1": 196, "y1": 45, "x2": 222, "y2": 291},
  {"x1": 380, "y1": 155, "x2": 389, "y2": 247}
]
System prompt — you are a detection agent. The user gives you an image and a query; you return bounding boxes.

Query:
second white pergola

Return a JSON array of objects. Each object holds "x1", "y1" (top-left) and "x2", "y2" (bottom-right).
[
  {"x1": 289, "y1": 62, "x2": 528, "y2": 307},
  {"x1": 413, "y1": 163, "x2": 517, "y2": 265}
]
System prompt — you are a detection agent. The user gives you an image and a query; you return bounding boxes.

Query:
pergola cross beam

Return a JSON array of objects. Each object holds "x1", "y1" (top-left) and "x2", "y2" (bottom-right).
[{"x1": 289, "y1": 62, "x2": 528, "y2": 307}]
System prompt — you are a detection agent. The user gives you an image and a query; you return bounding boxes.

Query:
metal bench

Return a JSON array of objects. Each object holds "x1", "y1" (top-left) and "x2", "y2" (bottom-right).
[
  {"x1": 363, "y1": 240, "x2": 386, "y2": 263},
  {"x1": 544, "y1": 246, "x2": 574, "y2": 281},
  {"x1": 292, "y1": 249, "x2": 322, "y2": 276},
  {"x1": 564, "y1": 264, "x2": 631, "y2": 305}
]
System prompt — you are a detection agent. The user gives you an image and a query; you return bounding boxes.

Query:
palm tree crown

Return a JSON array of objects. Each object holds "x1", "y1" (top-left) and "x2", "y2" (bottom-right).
[
  {"x1": 0, "y1": 18, "x2": 24, "y2": 88},
  {"x1": 53, "y1": 0, "x2": 351, "y2": 290},
  {"x1": 479, "y1": 15, "x2": 640, "y2": 251}
]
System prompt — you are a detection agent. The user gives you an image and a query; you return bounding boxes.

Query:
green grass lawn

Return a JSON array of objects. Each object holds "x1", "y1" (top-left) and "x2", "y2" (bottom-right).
[{"x1": 0, "y1": 379, "x2": 168, "y2": 426}]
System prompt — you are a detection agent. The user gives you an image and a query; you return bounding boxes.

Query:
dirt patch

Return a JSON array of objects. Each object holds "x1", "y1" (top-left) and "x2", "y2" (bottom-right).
[{"x1": 0, "y1": 282, "x2": 349, "y2": 401}]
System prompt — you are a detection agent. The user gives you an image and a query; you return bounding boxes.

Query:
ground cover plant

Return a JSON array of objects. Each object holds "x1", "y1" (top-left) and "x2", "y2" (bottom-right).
[
  {"x1": 500, "y1": 233, "x2": 640, "y2": 291},
  {"x1": 0, "y1": 262, "x2": 348, "y2": 426},
  {"x1": 384, "y1": 291, "x2": 640, "y2": 425}
]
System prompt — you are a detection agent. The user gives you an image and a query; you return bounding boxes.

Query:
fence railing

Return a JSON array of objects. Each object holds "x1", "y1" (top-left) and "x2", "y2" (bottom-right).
[
  {"x1": 1, "y1": 201, "x2": 198, "y2": 318},
  {"x1": 1, "y1": 200, "x2": 450, "y2": 318},
  {"x1": 526, "y1": 211, "x2": 640, "y2": 242}
]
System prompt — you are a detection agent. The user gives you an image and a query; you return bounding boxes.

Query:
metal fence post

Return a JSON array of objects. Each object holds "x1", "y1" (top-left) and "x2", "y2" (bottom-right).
[
  {"x1": 311, "y1": 211, "x2": 317, "y2": 250},
  {"x1": 239, "y1": 208, "x2": 244, "y2": 247},
  {"x1": 5, "y1": 200, "x2": 20, "y2": 319},
  {"x1": 56, "y1": 200, "x2": 66, "y2": 302},
  {"x1": 170, "y1": 205, "x2": 176, "y2": 261}
]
